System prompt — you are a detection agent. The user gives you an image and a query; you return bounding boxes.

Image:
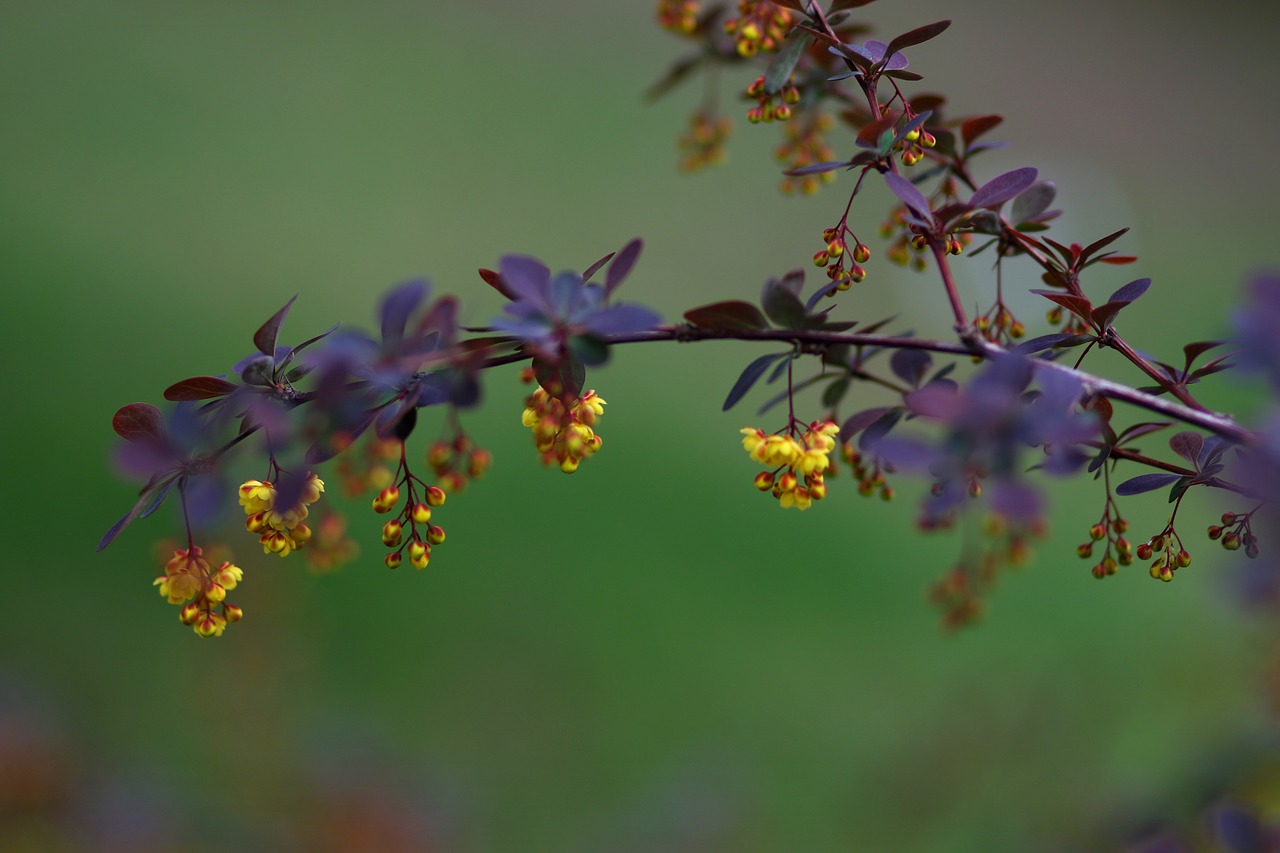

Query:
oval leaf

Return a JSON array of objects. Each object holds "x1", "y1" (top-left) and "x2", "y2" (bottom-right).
[
  {"x1": 765, "y1": 30, "x2": 813, "y2": 94},
  {"x1": 723, "y1": 353, "x2": 786, "y2": 412},
  {"x1": 1168, "y1": 431, "x2": 1203, "y2": 465},
  {"x1": 164, "y1": 376, "x2": 238, "y2": 401},
  {"x1": 683, "y1": 300, "x2": 769, "y2": 331},
  {"x1": 1108, "y1": 277, "x2": 1151, "y2": 306},
  {"x1": 112, "y1": 403, "x2": 164, "y2": 443},
  {"x1": 254, "y1": 295, "x2": 298, "y2": 357},
  {"x1": 960, "y1": 114, "x2": 1003, "y2": 148},
  {"x1": 605, "y1": 238, "x2": 643, "y2": 297},
  {"x1": 884, "y1": 173, "x2": 932, "y2": 222},
  {"x1": 885, "y1": 20, "x2": 951, "y2": 56},
  {"x1": 970, "y1": 167, "x2": 1038, "y2": 209},
  {"x1": 1115, "y1": 472, "x2": 1182, "y2": 496},
  {"x1": 1010, "y1": 180, "x2": 1056, "y2": 223}
]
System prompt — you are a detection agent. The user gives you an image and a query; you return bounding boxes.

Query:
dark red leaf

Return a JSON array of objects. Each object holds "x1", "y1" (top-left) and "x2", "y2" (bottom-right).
[
  {"x1": 684, "y1": 300, "x2": 769, "y2": 331},
  {"x1": 1183, "y1": 340, "x2": 1225, "y2": 367},
  {"x1": 1081, "y1": 227, "x2": 1129, "y2": 261},
  {"x1": 112, "y1": 403, "x2": 164, "y2": 443},
  {"x1": 961, "y1": 114, "x2": 1003, "y2": 148},
  {"x1": 1090, "y1": 300, "x2": 1129, "y2": 330},
  {"x1": 254, "y1": 295, "x2": 298, "y2": 357},
  {"x1": 1030, "y1": 290, "x2": 1094, "y2": 322},
  {"x1": 478, "y1": 268, "x2": 516, "y2": 300},
  {"x1": 885, "y1": 19, "x2": 951, "y2": 57},
  {"x1": 580, "y1": 252, "x2": 615, "y2": 284},
  {"x1": 1115, "y1": 421, "x2": 1173, "y2": 443},
  {"x1": 163, "y1": 376, "x2": 238, "y2": 401},
  {"x1": 857, "y1": 111, "x2": 899, "y2": 149},
  {"x1": 532, "y1": 354, "x2": 585, "y2": 403}
]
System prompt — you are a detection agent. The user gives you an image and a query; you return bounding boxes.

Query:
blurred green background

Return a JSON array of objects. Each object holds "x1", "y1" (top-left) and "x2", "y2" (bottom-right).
[{"x1": 4, "y1": 1, "x2": 1280, "y2": 850}]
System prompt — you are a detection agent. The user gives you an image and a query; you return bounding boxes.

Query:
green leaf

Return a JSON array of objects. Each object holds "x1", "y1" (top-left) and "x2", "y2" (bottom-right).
[
  {"x1": 761, "y1": 279, "x2": 807, "y2": 328},
  {"x1": 765, "y1": 29, "x2": 813, "y2": 94}
]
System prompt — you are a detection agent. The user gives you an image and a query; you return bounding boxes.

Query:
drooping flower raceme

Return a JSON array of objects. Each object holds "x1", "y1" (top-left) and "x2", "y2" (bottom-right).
[
  {"x1": 238, "y1": 472, "x2": 325, "y2": 557},
  {"x1": 741, "y1": 419, "x2": 840, "y2": 509}
]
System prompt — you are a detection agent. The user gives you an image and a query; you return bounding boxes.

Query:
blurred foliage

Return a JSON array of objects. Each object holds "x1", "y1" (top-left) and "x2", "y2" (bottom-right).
[{"x1": 2, "y1": 1, "x2": 1279, "y2": 849}]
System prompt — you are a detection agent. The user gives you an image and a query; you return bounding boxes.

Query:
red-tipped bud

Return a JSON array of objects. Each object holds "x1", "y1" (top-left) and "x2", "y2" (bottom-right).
[
  {"x1": 382, "y1": 519, "x2": 403, "y2": 547},
  {"x1": 853, "y1": 243, "x2": 871, "y2": 264},
  {"x1": 1207, "y1": 525, "x2": 1223, "y2": 540},
  {"x1": 754, "y1": 472, "x2": 775, "y2": 491},
  {"x1": 1136, "y1": 543, "x2": 1153, "y2": 560},
  {"x1": 384, "y1": 552, "x2": 402, "y2": 569},
  {"x1": 1089, "y1": 524, "x2": 1106, "y2": 541},
  {"x1": 224, "y1": 604, "x2": 244, "y2": 623},
  {"x1": 426, "y1": 525, "x2": 446, "y2": 546},
  {"x1": 411, "y1": 503, "x2": 432, "y2": 524},
  {"x1": 373, "y1": 485, "x2": 400, "y2": 513},
  {"x1": 425, "y1": 486, "x2": 447, "y2": 507}
]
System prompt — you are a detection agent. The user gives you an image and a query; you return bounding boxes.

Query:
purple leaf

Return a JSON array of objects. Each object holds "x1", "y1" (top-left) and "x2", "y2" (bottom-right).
[
  {"x1": 1115, "y1": 472, "x2": 1182, "y2": 496},
  {"x1": 969, "y1": 167, "x2": 1038, "y2": 209},
  {"x1": 254, "y1": 295, "x2": 298, "y2": 357},
  {"x1": 380, "y1": 279, "x2": 428, "y2": 347},
  {"x1": 500, "y1": 255, "x2": 552, "y2": 308},
  {"x1": 885, "y1": 20, "x2": 951, "y2": 56},
  {"x1": 605, "y1": 238, "x2": 643, "y2": 298},
  {"x1": 1108, "y1": 277, "x2": 1151, "y2": 305},
  {"x1": 112, "y1": 403, "x2": 164, "y2": 443},
  {"x1": 884, "y1": 173, "x2": 932, "y2": 222},
  {"x1": 583, "y1": 304, "x2": 661, "y2": 335},
  {"x1": 1014, "y1": 333, "x2": 1091, "y2": 355},
  {"x1": 890, "y1": 349, "x2": 931, "y2": 386},
  {"x1": 840, "y1": 406, "x2": 895, "y2": 443},
  {"x1": 858, "y1": 408, "x2": 905, "y2": 450},
  {"x1": 1010, "y1": 180, "x2": 1056, "y2": 223},
  {"x1": 724, "y1": 353, "x2": 787, "y2": 412},
  {"x1": 1168, "y1": 431, "x2": 1203, "y2": 465},
  {"x1": 761, "y1": 279, "x2": 807, "y2": 328}
]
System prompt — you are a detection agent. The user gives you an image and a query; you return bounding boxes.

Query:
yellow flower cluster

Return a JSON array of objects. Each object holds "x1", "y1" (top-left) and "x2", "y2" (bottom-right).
[
  {"x1": 656, "y1": 0, "x2": 699, "y2": 34},
  {"x1": 238, "y1": 473, "x2": 325, "y2": 557},
  {"x1": 724, "y1": 0, "x2": 792, "y2": 57},
  {"x1": 740, "y1": 420, "x2": 840, "y2": 510},
  {"x1": 153, "y1": 545, "x2": 245, "y2": 637},
  {"x1": 521, "y1": 387, "x2": 606, "y2": 474}
]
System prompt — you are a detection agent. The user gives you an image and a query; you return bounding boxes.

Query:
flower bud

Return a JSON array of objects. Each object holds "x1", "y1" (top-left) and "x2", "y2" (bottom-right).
[
  {"x1": 373, "y1": 485, "x2": 400, "y2": 513},
  {"x1": 425, "y1": 486, "x2": 447, "y2": 507},
  {"x1": 426, "y1": 525, "x2": 446, "y2": 546},
  {"x1": 384, "y1": 552, "x2": 402, "y2": 569},
  {"x1": 382, "y1": 519, "x2": 403, "y2": 547}
]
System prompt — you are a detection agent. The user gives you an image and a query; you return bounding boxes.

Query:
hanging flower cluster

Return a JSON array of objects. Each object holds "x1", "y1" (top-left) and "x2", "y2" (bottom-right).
[{"x1": 740, "y1": 420, "x2": 840, "y2": 510}]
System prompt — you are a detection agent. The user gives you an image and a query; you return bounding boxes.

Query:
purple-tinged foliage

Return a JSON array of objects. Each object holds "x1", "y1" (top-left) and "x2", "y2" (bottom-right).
[
  {"x1": 1232, "y1": 271, "x2": 1280, "y2": 392},
  {"x1": 873, "y1": 356, "x2": 1097, "y2": 522}
]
